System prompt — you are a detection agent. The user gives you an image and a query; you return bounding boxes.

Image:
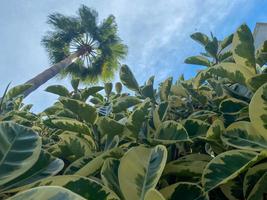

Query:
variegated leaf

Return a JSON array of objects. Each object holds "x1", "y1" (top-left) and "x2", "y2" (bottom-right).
[{"x1": 118, "y1": 145, "x2": 167, "y2": 200}]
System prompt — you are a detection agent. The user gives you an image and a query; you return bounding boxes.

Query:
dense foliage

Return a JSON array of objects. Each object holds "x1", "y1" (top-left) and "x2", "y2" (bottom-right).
[{"x1": 0, "y1": 23, "x2": 267, "y2": 200}]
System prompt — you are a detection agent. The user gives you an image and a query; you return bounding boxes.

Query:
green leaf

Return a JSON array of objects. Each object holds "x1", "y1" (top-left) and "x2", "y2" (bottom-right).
[
  {"x1": 220, "y1": 33, "x2": 234, "y2": 50},
  {"x1": 220, "y1": 178, "x2": 244, "y2": 200},
  {"x1": 208, "y1": 62, "x2": 254, "y2": 86},
  {"x1": 256, "y1": 40, "x2": 267, "y2": 66},
  {"x1": 75, "y1": 148, "x2": 124, "y2": 177},
  {"x1": 184, "y1": 56, "x2": 211, "y2": 67},
  {"x1": 125, "y1": 98, "x2": 150, "y2": 138},
  {"x1": 64, "y1": 155, "x2": 95, "y2": 175},
  {"x1": 8, "y1": 186, "x2": 86, "y2": 200},
  {"x1": 163, "y1": 154, "x2": 211, "y2": 182},
  {"x1": 248, "y1": 73, "x2": 267, "y2": 92},
  {"x1": 183, "y1": 119, "x2": 210, "y2": 139},
  {"x1": 5, "y1": 84, "x2": 32, "y2": 100},
  {"x1": 6, "y1": 175, "x2": 120, "y2": 200},
  {"x1": 45, "y1": 118, "x2": 91, "y2": 135},
  {"x1": 115, "y1": 82, "x2": 122, "y2": 94},
  {"x1": 97, "y1": 117, "x2": 124, "y2": 137},
  {"x1": 45, "y1": 85, "x2": 70, "y2": 97},
  {"x1": 1, "y1": 151, "x2": 64, "y2": 191},
  {"x1": 190, "y1": 32, "x2": 210, "y2": 46},
  {"x1": 101, "y1": 158, "x2": 124, "y2": 199},
  {"x1": 249, "y1": 83, "x2": 267, "y2": 135},
  {"x1": 232, "y1": 24, "x2": 256, "y2": 73},
  {"x1": 48, "y1": 132, "x2": 95, "y2": 162},
  {"x1": 112, "y1": 96, "x2": 142, "y2": 113},
  {"x1": 144, "y1": 189, "x2": 165, "y2": 200},
  {"x1": 152, "y1": 102, "x2": 168, "y2": 129},
  {"x1": 104, "y1": 83, "x2": 113, "y2": 96},
  {"x1": 118, "y1": 145, "x2": 167, "y2": 200},
  {"x1": 0, "y1": 122, "x2": 41, "y2": 186},
  {"x1": 159, "y1": 77, "x2": 173, "y2": 101},
  {"x1": 120, "y1": 65, "x2": 139, "y2": 92},
  {"x1": 202, "y1": 150, "x2": 267, "y2": 192},
  {"x1": 219, "y1": 98, "x2": 248, "y2": 114},
  {"x1": 205, "y1": 37, "x2": 218, "y2": 58},
  {"x1": 205, "y1": 119, "x2": 226, "y2": 154},
  {"x1": 59, "y1": 97, "x2": 97, "y2": 124},
  {"x1": 154, "y1": 120, "x2": 190, "y2": 144},
  {"x1": 244, "y1": 163, "x2": 267, "y2": 200},
  {"x1": 160, "y1": 182, "x2": 208, "y2": 200},
  {"x1": 80, "y1": 86, "x2": 104, "y2": 101},
  {"x1": 222, "y1": 121, "x2": 267, "y2": 151}
]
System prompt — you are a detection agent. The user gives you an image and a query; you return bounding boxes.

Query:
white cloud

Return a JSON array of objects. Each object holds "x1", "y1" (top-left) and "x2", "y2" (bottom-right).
[{"x1": 0, "y1": 0, "x2": 254, "y2": 112}]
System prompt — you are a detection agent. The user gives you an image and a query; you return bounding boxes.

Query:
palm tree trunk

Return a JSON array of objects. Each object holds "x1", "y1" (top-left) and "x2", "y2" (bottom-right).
[{"x1": 23, "y1": 52, "x2": 80, "y2": 97}]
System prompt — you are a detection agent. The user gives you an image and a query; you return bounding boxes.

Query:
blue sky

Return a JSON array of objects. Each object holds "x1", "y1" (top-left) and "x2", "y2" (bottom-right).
[{"x1": 0, "y1": 0, "x2": 267, "y2": 112}]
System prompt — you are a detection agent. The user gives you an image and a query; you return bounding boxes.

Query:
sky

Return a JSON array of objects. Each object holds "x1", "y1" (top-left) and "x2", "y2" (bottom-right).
[{"x1": 0, "y1": 0, "x2": 267, "y2": 112}]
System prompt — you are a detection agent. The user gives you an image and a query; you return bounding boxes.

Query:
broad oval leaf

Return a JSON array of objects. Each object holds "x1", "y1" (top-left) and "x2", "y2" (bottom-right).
[
  {"x1": 8, "y1": 186, "x2": 86, "y2": 200},
  {"x1": 244, "y1": 163, "x2": 267, "y2": 200},
  {"x1": 160, "y1": 182, "x2": 208, "y2": 200},
  {"x1": 5, "y1": 84, "x2": 32, "y2": 100},
  {"x1": 159, "y1": 77, "x2": 173, "y2": 101},
  {"x1": 112, "y1": 96, "x2": 142, "y2": 113},
  {"x1": 154, "y1": 120, "x2": 190, "y2": 144},
  {"x1": 202, "y1": 150, "x2": 267, "y2": 192},
  {"x1": 163, "y1": 154, "x2": 211, "y2": 182},
  {"x1": 118, "y1": 145, "x2": 167, "y2": 200},
  {"x1": 45, "y1": 85, "x2": 70, "y2": 97},
  {"x1": 249, "y1": 82, "x2": 267, "y2": 135},
  {"x1": 221, "y1": 121, "x2": 267, "y2": 151},
  {"x1": 59, "y1": 97, "x2": 97, "y2": 124},
  {"x1": 183, "y1": 119, "x2": 210, "y2": 139},
  {"x1": 97, "y1": 117, "x2": 124, "y2": 137},
  {"x1": 219, "y1": 98, "x2": 248, "y2": 114},
  {"x1": 0, "y1": 122, "x2": 41, "y2": 186},
  {"x1": 120, "y1": 65, "x2": 139, "y2": 92},
  {"x1": 232, "y1": 24, "x2": 256, "y2": 73},
  {"x1": 144, "y1": 189, "x2": 165, "y2": 200},
  {"x1": 184, "y1": 56, "x2": 211, "y2": 67}
]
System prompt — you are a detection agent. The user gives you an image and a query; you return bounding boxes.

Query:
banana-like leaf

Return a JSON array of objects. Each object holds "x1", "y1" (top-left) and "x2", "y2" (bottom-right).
[
  {"x1": 45, "y1": 85, "x2": 70, "y2": 97},
  {"x1": 243, "y1": 163, "x2": 267, "y2": 200},
  {"x1": 1, "y1": 151, "x2": 64, "y2": 191},
  {"x1": 125, "y1": 98, "x2": 150, "y2": 138},
  {"x1": 160, "y1": 182, "x2": 208, "y2": 200},
  {"x1": 97, "y1": 117, "x2": 124, "y2": 137},
  {"x1": 75, "y1": 148, "x2": 124, "y2": 177},
  {"x1": 183, "y1": 119, "x2": 210, "y2": 139},
  {"x1": 222, "y1": 121, "x2": 267, "y2": 151},
  {"x1": 45, "y1": 118, "x2": 91, "y2": 135},
  {"x1": 249, "y1": 82, "x2": 267, "y2": 134},
  {"x1": 163, "y1": 154, "x2": 211, "y2": 182},
  {"x1": 190, "y1": 32, "x2": 210, "y2": 46},
  {"x1": 208, "y1": 63, "x2": 254, "y2": 86},
  {"x1": 144, "y1": 189, "x2": 165, "y2": 200},
  {"x1": 101, "y1": 158, "x2": 124, "y2": 199},
  {"x1": 112, "y1": 96, "x2": 142, "y2": 113},
  {"x1": 159, "y1": 77, "x2": 173, "y2": 101},
  {"x1": 8, "y1": 186, "x2": 86, "y2": 200},
  {"x1": 247, "y1": 73, "x2": 267, "y2": 92},
  {"x1": 232, "y1": 24, "x2": 256, "y2": 73},
  {"x1": 118, "y1": 145, "x2": 167, "y2": 200},
  {"x1": 202, "y1": 150, "x2": 267, "y2": 192},
  {"x1": 0, "y1": 122, "x2": 41, "y2": 186},
  {"x1": 184, "y1": 56, "x2": 211, "y2": 67},
  {"x1": 154, "y1": 120, "x2": 190, "y2": 144},
  {"x1": 6, "y1": 175, "x2": 120, "y2": 200},
  {"x1": 59, "y1": 97, "x2": 97, "y2": 124},
  {"x1": 120, "y1": 65, "x2": 140, "y2": 93}
]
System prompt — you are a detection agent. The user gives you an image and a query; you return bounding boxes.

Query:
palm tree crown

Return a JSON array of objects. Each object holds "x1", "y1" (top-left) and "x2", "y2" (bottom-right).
[{"x1": 42, "y1": 5, "x2": 127, "y2": 83}]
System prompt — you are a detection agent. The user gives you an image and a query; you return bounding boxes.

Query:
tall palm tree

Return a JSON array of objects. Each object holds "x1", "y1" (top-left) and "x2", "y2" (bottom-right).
[{"x1": 23, "y1": 5, "x2": 127, "y2": 97}]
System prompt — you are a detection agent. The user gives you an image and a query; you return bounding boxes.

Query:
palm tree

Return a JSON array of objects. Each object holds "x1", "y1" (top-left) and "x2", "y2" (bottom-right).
[{"x1": 23, "y1": 5, "x2": 127, "y2": 97}]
